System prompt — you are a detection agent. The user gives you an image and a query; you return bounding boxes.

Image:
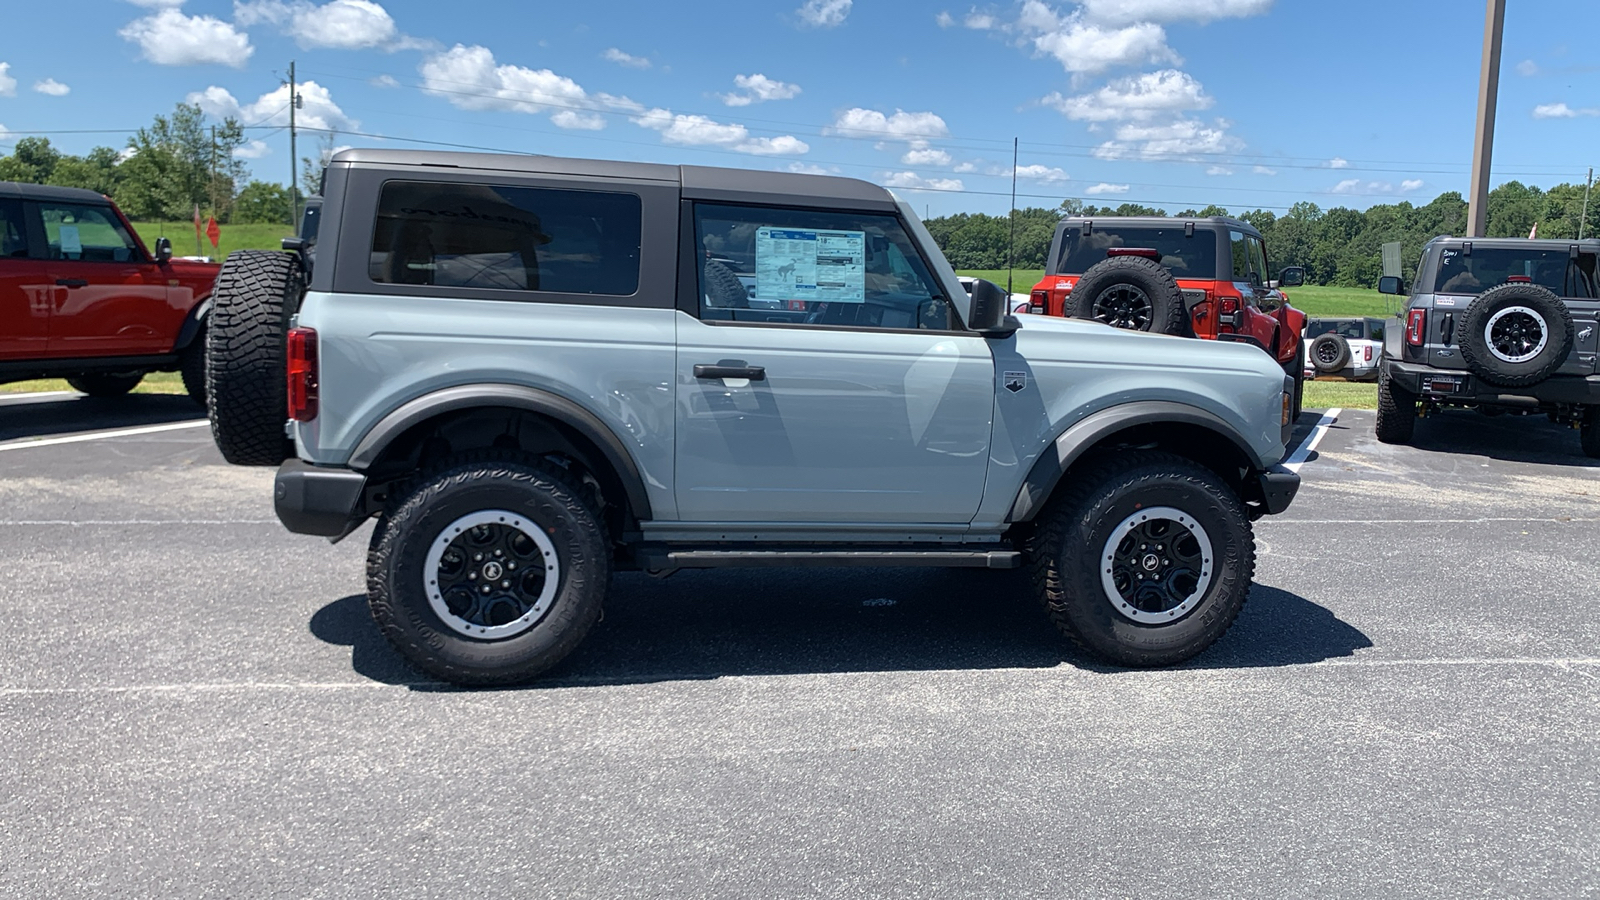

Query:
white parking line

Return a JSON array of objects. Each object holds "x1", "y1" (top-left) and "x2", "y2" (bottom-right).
[
  {"x1": 0, "y1": 519, "x2": 277, "y2": 526},
  {"x1": 1283, "y1": 407, "x2": 1342, "y2": 473},
  {"x1": 0, "y1": 391, "x2": 78, "y2": 405},
  {"x1": 0, "y1": 419, "x2": 209, "y2": 453}
]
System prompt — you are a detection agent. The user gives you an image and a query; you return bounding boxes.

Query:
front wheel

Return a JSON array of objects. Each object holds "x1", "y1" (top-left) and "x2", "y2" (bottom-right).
[
  {"x1": 1374, "y1": 366, "x2": 1416, "y2": 445},
  {"x1": 67, "y1": 372, "x2": 144, "y2": 397},
  {"x1": 366, "y1": 453, "x2": 610, "y2": 686},
  {"x1": 1030, "y1": 451, "x2": 1254, "y2": 667}
]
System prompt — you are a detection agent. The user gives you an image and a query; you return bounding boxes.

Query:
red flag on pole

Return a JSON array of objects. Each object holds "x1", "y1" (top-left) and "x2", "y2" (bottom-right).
[{"x1": 205, "y1": 216, "x2": 221, "y2": 249}]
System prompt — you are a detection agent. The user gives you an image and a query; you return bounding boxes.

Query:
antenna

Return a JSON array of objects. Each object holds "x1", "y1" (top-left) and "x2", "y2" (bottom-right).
[{"x1": 1006, "y1": 137, "x2": 1018, "y2": 294}]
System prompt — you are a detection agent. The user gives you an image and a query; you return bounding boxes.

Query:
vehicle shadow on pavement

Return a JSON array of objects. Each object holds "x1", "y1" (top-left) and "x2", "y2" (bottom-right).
[
  {"x1": 1405, "y1": 410, "x2": 1600, "y2": 468},
  {"x1": 309, "y1": 569, "x2": 1372, "y2": 689},
  {"x1": 0, "y1": 394, "x2": 205, "y2": 443}
]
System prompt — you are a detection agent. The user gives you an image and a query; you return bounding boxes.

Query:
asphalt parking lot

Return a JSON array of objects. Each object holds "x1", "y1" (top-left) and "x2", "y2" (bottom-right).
[{"x1": 1, "y1": 393, "x2": 1596, "y2": 898}]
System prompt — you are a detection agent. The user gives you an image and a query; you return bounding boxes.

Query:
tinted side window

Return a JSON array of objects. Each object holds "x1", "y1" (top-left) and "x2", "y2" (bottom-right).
[
  {"x1": 1056, "y1": 226, "x2": 1216, "y2": 278},
  {"x1": 369, "y1": 180, "x2": 641, "y2": 296},
  {"x1": 1246, "y1": 236, "x2": 1268, "y2": 284},
  {"x1": 0, "y1": 199, "x2": 26, "y2": 258},
  {"x1": 38, "y1": 203, "x2": 140, "y2": 262},
  {"x1": 693, "y1": 204, "x2": 955, "y2": 331},
  {"x1": 1230, "y1": 231, "x2": 1250, "y2": 281}
]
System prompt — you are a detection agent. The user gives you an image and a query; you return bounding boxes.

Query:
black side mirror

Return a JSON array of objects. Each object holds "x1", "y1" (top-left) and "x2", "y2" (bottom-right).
[
  {"x1": 966, "y1": 279, "x2": 1018, "y2": 337},
  {"x1": 1278, "y1": 266, "x2": 1305, "y2": 287},
  {"x1": 1377, "y1": 275, "x2": 1404, "y2": 295},
  {"x1": 154, "y1": 236, "x2": 172, "y2": 264}
]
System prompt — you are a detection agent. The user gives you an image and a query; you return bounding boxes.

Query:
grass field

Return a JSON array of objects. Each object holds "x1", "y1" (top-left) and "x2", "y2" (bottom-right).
[
  {"x1": 1, "y1": 372, "x2": 188, "y2": 395},
  {"x1": 955, "y1": 270, "x2": 1396, "y2": 320},
  {"x1": 130, "y1": 221, "x2": 295, "y2": 258}
]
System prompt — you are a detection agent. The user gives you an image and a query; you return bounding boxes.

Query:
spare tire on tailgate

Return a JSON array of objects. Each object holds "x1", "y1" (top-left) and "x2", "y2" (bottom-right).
[
  {"x1": 206, "y1": 250, "x2": 304, "y2": 466},
  {"x1": 1457, "y1": 282, "x2": 1573, "y2": 388},
  {"x1": 1310, "y1": 333, "x2": 1351, "y2": 373},
  {"x1": 1068, "y1": 255, "x2": 1188, "y2": 336}
]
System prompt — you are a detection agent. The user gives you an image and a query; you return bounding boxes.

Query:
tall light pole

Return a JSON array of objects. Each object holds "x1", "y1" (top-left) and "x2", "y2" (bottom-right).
[
  {"x1": 1466, "y1": 0, "x2": 1506, "y2": 238},
  {"x1": 288, "y1": 60, "x2": 299, "y2": 230}
]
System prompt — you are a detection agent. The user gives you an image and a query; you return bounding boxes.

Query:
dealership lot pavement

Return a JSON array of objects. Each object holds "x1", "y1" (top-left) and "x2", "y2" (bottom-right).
[{"x1": 1, "y1": 393, "x2": 1596, "y2": 898}]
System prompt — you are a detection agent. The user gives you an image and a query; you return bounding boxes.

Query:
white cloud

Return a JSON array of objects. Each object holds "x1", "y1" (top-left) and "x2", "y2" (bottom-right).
[
  {"x1": 1093, "y1": 118, "x2": 1243, "y2": 161},
  {"x1": 1533, "y1": 102, "x2": 1599, "y2": 118},
  {"x1": 33, "y1": 79, "x2": 70, "y2": 97},
  {"x1": 120, "y1": 9, "x2": 253, "y2": 67},
  {"x1": 828, "y1": 107, "x2": 950, "y2": 142},
  {"x1": 1079, "y1": 0, "x2": 1273, "y2": 26},
  {"x1": 1253, "y1": 165, "x2": 1277, "y2": 175},
  {"x1": 720, "y1": 73, "x2": 801, "y2": 107},
  {"x1": 1515, "y1": 59, "x2": 1539, "y2": 77},
  {"x1": 602, "y1": 48, "x2": 650, "y2": 69},
  {"x1": 188, "y1": 81, "x2": 355, "y2": 131},
  {"x1": 1043, "y1": 69, "x2": 1211, "y2": 122},
  {"x1": 116, "y1": 146, "x2": 138, "y2": 162},
  {"x1": 1330, "y1": 178, "x2": 1404, "y2": 195},
  {"x1": 952, "y1": 161, "x2": 978, "y2": 173},
  {"x1": 370, "y1": 74, "x2": 399, "y2": 88},
  {"x1": 1401, "y1": 179, "x2": 1424, "y2": 192},
  {"x1": 0, "y1": 64, "x2": 17, "y2": 97},
  {"x1": 234, "y1": 0, "x2": 403, "y2": 50},
  {"x1": 1019, "y1": 1, "x2": 1178, "y2": 75},
  {"x1": 902, "y1": 147, "x2": 952, "y2": 166},
  {"x1": 1007, "y1": 164, "x2": 1070, "y2": 182},
  {"x1": 936, "y1": 11, "x2": 954, "y2": 27},
  {"x1": 880, "y1": 171, "x2": 964, "y2": 192},
  {"x1": 786, "y1": 161, "x2": 836, "y2": 175},
  {"x1": 797, "y1": 0, "x2": 851, "y2": 27},
  {"x1": 233, "y1": 139, "x2": 271, "y2": 159},
  {"x1": 1206, "y1": 165, "x2": 1233, "y2": 176},
  {"x1": 1085, "y1": 182, "x2": 1130, "y2": 195},
  {"x1": 419, "y1": 45, "x2": 639, "y2": 130},
  {"x1": 634, "y1": 109, "x2": 809, "y2": 155},
  {"x1": 0, "y1": 125, "x2": 13, "y2": 143},
  {"x1": 966, "y1": 11, "x2": 996, "y2": 29},
  {"x1": 1328, "y1": 156, "x2": 1350, "y2": 168}
]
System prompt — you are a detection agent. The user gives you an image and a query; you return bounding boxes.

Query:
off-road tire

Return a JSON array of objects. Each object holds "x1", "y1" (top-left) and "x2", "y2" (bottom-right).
[
  {"x1": 367, "y1": 452, "x2": 610, "y2": 686},
  {"x1": 1288, "y1": 339, "x2": 1305, "y2": 421},
  {"x1": 1581, "y1": 409, "x2": 1600, "y2": 459},
  {"x1": 1375, "y1": 365, "x2": 1416, "y2": 445},
  {"x1": 67, "y1": 372, "x2": 143, "y2": 397},
  {"x1": 1068, "y1": 256, "x2": 1188, "y2": 336},
  {"x1": 206, "y1": 250, "x2": 303, "y2": 465},
  {"x1": 703, "y1": 260, "x2": 749, "y2": 309},
  {"x1": 1029, "y1": 450, "x2": 1254, "y2": 667},
  {"x1": 179, "y1": 325, "x2": 207, "y2": 408},
  {"x1": 1458, "y1": 282, "x2": 1573, "y2": 388},
  {"x1": 1310, "y1": 333, "x2": 1351, "y2": 373}
]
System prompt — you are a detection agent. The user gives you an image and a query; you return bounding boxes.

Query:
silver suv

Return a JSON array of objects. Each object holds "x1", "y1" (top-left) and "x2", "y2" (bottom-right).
[{"x1": 205, "y1": 149, "x2": 1300, "y2": 685}]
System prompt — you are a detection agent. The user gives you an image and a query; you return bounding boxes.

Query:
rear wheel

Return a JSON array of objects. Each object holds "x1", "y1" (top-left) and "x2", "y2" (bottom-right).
[
  {"x1": 1374, "y1": 365, "x2": 1416, "y2": 444},
  {"x1": 1288, "y1": 340, "x2": 1305, "y2": 421},
  {"x1": 1030, "y1": 451, "x2": 1254, "y2": 667},
  {"x1": 179, "y1": 324, "x2": 207, "y2": 408},
  {"x1": 206, "y1": 250, "x2": 303, "y2": 466},
  {"x1": 67, "y1": 372, "x2": 143, "y2": 397}
]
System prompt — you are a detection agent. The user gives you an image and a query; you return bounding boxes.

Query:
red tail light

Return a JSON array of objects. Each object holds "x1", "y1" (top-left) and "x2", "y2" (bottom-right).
[
  {"x1": 1364, "y1": 345, "x2": 1373, "y2": 362},
  {"x1": 287, "y1": 326, "x2": 319, "y2": 422},
  {"x1": 1030, "y1": 289, "x2": 1048, "y2": 315},
  {"x1": 1215, "y1": 291, "x2": 1241, "y2": 331},
  {"x1": 1405, "y1": 309, "x2": 1426, "y2": 347}
]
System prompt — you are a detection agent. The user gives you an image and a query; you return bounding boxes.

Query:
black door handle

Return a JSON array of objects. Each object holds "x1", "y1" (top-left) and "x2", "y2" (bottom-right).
[
  {"x1": 694, "y1": 364, "x2": 766, "y2": 381},
  {"x1": 55, "y1": 279, "x2": 88, "y2": 288}
]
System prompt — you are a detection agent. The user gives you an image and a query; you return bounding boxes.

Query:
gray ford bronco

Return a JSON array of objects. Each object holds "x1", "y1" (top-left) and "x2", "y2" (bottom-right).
[
  {"x1": 205, "y1": 149, "x2": 1300, "y2": 685},
  {"x1": 1375, "y1": 236, "x2": 1600, "y2": 455}
]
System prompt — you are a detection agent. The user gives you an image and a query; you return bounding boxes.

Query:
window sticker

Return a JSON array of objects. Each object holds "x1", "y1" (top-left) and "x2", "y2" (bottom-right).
[
  {"x1": 58, "y1": 225, "x2": 82, "y2": 256},
  {"x1": 756, "y1": 227, "x2": 865, "y2": 303}
]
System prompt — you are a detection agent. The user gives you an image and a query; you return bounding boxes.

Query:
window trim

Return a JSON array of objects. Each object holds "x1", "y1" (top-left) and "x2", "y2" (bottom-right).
[{"x1": 681, "y1": 199, "x2": 971, "y2": 335}]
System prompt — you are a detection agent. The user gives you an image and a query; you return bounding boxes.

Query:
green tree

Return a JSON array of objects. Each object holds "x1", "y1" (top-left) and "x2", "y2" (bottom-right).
[
  {"x1": 232, "y1": 180, "x2": 293, "y2": 224},
  {"x1": 47, "y1": 146, "x2": 121, "y2": 195},
  {"x1": 0, "y1": 137, "x2": 62, "y2": 183}
]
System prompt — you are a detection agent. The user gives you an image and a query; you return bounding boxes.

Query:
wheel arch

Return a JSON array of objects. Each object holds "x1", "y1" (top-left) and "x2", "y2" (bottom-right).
[
  {"x1": 1008, "y1": 401, "x2": 1267, "y2": 523},
  {"x1": 348, "y1": 384, "x2": 654, "y2": 527},
  {"x1": 172, "y1": 297, "x2": 212, "y2": 352}
]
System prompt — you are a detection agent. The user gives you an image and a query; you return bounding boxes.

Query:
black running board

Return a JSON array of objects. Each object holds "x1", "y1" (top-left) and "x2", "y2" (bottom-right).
[{"x1": 637, "y1": 547, "x2": 1021, "y2": 574}]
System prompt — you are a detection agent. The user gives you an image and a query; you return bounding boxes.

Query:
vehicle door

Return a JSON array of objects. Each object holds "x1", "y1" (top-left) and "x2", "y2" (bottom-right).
[
  {"x1": 0, "y1": 197, "x2": 52, "y2": 360},
  {"x1": 1230, "y1": 229, "x2": 1281, "y2": 355},
  {"x1": 675, "y1": 202, "x2": 995, "y2": 524},
  {"x1": 33, "y1": 200, "x2": 177, "y2": 358}
]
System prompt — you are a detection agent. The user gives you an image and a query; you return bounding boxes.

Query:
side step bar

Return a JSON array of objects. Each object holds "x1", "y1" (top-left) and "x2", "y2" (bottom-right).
[{"x1": 638, "y1": 548, "x2": 1022, "y2": 574}]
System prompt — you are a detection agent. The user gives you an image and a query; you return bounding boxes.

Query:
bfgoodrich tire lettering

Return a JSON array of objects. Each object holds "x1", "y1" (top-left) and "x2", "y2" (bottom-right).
[
  {"x1": 1030, "y1": 450, "x2": 1254, "y2": 667},
  {"x1": 366, "y1": 453, "x2": 609, "y2": 686}
]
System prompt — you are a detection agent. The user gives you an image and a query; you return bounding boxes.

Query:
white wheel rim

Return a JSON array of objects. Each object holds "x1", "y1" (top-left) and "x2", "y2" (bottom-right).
[
  {"x1": 1485, "y1": 306, "x2": 1548, "y2": 364},
  {"x1": 424, "y1": 509, "x2": 560, "y2": 640},
  {"x1": 1099, "y1": 506, "x2": 1214, "y2": 624}
]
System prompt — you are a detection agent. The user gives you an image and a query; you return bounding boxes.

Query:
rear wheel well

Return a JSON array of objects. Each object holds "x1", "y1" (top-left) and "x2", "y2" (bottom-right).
[{"x1": 361, "y1": 406, "x2": 638, "y2": 544}]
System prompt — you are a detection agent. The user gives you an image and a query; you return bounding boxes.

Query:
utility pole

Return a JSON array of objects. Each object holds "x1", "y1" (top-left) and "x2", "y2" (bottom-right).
[
  {"x1": 288, "y1": 60, "x2": 298, "y2": 230},
  {"x1": 1466, "y1": 0, "x2": 1506, "y2": 237},
  {"x1": 1006, "y1": 137, "x2": 1018, "y2": 294},
  {"x1": 1581, "y1": 167, "x2": 1593, "y2": 240}
]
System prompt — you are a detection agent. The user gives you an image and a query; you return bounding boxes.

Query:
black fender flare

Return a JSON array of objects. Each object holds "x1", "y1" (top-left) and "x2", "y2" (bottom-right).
[
  {"x1": 1008, "y1": 400, "x2": 1264, "y2": 522},
  {"x1": 172, "y1": 298, "x2": 212, "y2": 352},
  {"x1": 346, "y1": 383, "x2": 654, "y2": 521}
]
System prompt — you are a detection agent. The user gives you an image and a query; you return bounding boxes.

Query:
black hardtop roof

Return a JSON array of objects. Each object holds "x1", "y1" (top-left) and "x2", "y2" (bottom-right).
[
  {"x1": 1424, "y1": 235, "x2": 1600, "y2": 252},
  {"x1": 329, "y1": 148, "x2": 897, "y2": 209},
  {"x1": 1058, "y1": 214, "x2": 1262, "y2": 236},
  {"x1": 0, "y1": 181, "x2": 112, "y2": 204}
]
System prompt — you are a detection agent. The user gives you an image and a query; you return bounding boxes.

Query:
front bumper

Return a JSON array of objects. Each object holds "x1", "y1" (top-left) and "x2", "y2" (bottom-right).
[
  {"x1": 274, "y1": 459, "x2": 368, "y2": 536},
  {"x1": 1383, "y1": 359, "x2": 1600, "y2": 406},
  {"x1": 1257, "y1": 464, "x2": 1300, "y2": 515}
]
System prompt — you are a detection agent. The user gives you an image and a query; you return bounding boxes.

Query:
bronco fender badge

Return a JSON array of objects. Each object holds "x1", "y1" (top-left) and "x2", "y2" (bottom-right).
[{"x1": 1003, "y1": 371, "x2": 1028, "y2": 393}]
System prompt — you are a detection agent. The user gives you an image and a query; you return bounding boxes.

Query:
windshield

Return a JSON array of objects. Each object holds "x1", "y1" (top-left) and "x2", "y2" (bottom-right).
[
  {"x1": 1055, "y1": 226, "x2": 1217, "y2": 278},
  {"x1": 1435, "y1": 246, "x2": 1597, "y2": 297}
]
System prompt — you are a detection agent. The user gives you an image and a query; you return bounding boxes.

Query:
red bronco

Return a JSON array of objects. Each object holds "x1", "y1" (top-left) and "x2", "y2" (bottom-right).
[
  {"x1": 0, "y1": 183, "x2": 220, "y2": 403},
  {"x1": 1029, "y1": 216, "x2": 1309, "y2": 416}
]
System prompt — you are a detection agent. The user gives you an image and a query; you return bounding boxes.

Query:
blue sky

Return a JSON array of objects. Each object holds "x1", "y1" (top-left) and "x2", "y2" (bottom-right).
[{"x1": 1, "y1": 0, "x2": 1596, "y2": 217}]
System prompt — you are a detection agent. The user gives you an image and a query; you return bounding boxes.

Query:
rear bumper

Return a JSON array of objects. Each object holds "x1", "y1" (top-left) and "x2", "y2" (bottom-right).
[
  {"x1": 1383, "y1": 359, "x2": 1600, "y2": 406},
  {"x1": 274, "y1": 459, "x2": 368, "y2": 536},
  {"x1": 1257, "y1": 464, "x2": 1300, "y2": 515}
]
